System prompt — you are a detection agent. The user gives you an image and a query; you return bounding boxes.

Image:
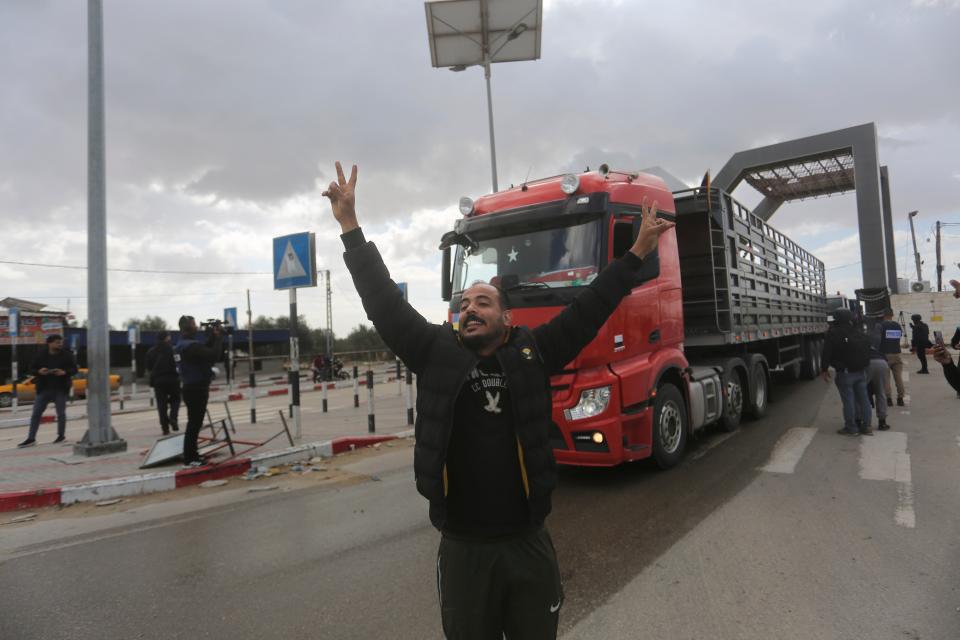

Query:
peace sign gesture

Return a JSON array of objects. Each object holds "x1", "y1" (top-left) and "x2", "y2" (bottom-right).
[
  {"x1": 630, "y1": 196, "x2": 675, "y2": 259},
  {"x1": 322, "y1": 161, "x2": 359, "y2": 233}
]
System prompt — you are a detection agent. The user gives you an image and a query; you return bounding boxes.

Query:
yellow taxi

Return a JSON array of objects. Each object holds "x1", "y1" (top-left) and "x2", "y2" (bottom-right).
[{"x1": 0, "y1": 368, "x2": 121, "y2": 407}]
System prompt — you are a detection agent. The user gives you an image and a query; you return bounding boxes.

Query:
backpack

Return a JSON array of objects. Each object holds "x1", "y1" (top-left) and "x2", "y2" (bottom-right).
[{"x1": 841, "y1": 331, "x2": 872, "y2": 372}]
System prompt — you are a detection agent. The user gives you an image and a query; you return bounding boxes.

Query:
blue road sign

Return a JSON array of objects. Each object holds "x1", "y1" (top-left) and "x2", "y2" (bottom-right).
[
  {"x1": 224, "y1": 307, "x2": 238, "y2": 329},
  {"x1": 272, "y1": 232, "x2": 317, "y2": 290},
  {"x1": 8, "y1": 308, "x2": 18, "y2": 338},
  {"x1": 397, "y1": 282, "x2": 408, "y2": 301}
]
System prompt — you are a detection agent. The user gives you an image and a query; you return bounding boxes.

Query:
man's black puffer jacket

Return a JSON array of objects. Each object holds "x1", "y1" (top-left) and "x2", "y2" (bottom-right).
[{"x1": 343, "y1": 236, "x2": 642, "y2": 530}]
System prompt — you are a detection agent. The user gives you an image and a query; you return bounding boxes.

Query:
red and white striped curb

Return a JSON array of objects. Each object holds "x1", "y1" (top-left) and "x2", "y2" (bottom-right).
[{"x1": 0, "y1": 430, "x2": 414, "y2": 513}]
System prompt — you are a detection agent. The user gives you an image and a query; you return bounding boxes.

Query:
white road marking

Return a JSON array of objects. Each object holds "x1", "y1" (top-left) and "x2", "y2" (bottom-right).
[
  {"x1": 859, "y1": 431, "x2": 915, "y2": 528},
  {"x1": 759, "y1": 427, "x2": 816, "y2": 474}
]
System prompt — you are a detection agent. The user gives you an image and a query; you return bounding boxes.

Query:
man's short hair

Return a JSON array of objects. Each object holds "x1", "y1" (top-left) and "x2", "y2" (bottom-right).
[
  {"x1": 158, "y1": 330, "x2": 170, "y2": 341},
  {"x1": 467, "y1": 280, "x2": 511, "y2": 310},
  {"x1": 883, "y1": 308, "x2": 894, "y2": 317},
  {"x1": 911, "y1": 313, "x2": 922, "y2": 322},
  {"x1": 832, "y1": 309, "x2": 853, "y2": 326},
  {"x1": 178, "y1": 315, "x2": 194, "y2": 331},
  {"x1": 46, "y1": 334, "x2": 62, "y2": 344}
]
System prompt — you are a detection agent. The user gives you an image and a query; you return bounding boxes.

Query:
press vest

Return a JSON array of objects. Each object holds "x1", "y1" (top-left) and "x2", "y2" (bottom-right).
[
  {"x1": 175, "y1": 337, "x2": 214, "y2": 387},
  {"x1": 877, "y1": 320, "x2": 903, "y2": 355}
]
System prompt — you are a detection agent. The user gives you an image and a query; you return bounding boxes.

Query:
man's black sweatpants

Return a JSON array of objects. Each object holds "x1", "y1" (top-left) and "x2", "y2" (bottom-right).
[
  {"x1": 181, "y1": 386, "x2": 209, "y2": 464},
  {"x1": 437, "y1": 527, "x2": 563, "y2": 640}
]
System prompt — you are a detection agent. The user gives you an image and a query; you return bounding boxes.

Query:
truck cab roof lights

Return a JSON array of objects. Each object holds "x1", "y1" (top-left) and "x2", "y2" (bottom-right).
[
  {"x1": 459, "y1": 196, "x2": 474, "y2": 216},
  {"x1": 560, "y1": 174, "x2": 580, "y2": 195}
]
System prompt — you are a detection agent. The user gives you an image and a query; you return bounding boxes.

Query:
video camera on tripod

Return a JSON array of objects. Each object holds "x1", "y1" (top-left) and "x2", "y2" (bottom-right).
[{"x1": 200, "y1": 319, "x2": 234, "y2": 336}]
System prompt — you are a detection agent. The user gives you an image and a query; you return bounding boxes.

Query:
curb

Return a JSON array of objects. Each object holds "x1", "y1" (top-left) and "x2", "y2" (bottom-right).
[{"x1": 1, "y1": 429, "x2": 414, "y2": 513}]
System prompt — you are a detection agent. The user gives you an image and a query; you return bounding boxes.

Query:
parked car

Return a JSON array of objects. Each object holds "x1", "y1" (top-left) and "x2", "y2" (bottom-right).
[{"x1": 0, "y1": 368, "x2": 121, "y2": 407}]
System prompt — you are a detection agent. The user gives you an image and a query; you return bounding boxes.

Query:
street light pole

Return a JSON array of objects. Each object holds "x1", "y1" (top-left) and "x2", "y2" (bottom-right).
[
  {"x1": 908, "y1": 211, "x2": 922, "y2": 283},
  {"x1": 483, "y1": 61, "x2": 499, "y2": 193},
  {"x1": 75, "y1": 0, "x2": 126, "y2": 456}
]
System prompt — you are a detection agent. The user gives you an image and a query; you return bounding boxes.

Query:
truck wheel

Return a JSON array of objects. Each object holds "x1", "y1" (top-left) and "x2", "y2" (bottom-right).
[
  {"x1": 801, "y1": 340, "x2": 820, "y2": 380},
  {"x1": 0, "y1": 393, "x2": 11, "y2": 408},
  {"x1": 745, "y1": 362, "x2": 768, "y2": 419},
  {"x1": 718, "y1": 368, "x2": 745, "y2": 432},
  {"x1": 652, "y1": 384, "x2": 688, "y2": 469}
]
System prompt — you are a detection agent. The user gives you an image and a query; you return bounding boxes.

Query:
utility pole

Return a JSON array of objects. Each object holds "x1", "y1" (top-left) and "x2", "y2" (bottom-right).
[
  {"x1": 908, "y1": 211, "x2": 922, "y2": 283},
  {"x1": 936, "y1": 220, "x2": 943, "y2": 292},
  {"x1": 75, "y1": 0, "x2": 125, "y2": 456}
]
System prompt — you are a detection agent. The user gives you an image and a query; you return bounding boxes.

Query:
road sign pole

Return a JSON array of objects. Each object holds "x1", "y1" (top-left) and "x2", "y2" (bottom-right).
[
  {"x1": 10, "y1": 337, "x2": 17, "y2": 417},
  {"x1": 75, "y1": 0, "x2": 126, "y2": 456},
  {"x1": 247, "y1": 290, "x2": 256, "y2": 424},
  {"x1": 289, "y1": 288, "x2": 301, "y2": 440}
]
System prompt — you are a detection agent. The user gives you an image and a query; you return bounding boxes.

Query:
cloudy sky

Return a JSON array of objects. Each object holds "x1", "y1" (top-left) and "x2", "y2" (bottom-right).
[{"x1": 1, "y1": 0, "x2": 959, "y2": 337}]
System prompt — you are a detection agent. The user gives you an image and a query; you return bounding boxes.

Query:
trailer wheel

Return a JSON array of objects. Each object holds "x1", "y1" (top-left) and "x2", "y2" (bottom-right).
[
  {"x1": 652, "y1": 384, "x2": 687, "y2": 469},
  {"x1": 801, "y1": 339, "x2": 820, "y2": 380},
  {"x1": 0, "y1": 393, "x2": 11, "y2": 408},
  {"x1": 718, "y1": 368, "x2": 745, "y2": 432},
  {"x1": 745, "y1": 361, "x2": 768, "y2": 419}
]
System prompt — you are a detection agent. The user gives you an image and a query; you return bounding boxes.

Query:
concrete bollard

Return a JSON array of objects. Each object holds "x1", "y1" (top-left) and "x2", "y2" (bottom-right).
[
  {"x1": 405, "y1": 368, "x2": 414, "y2": 425},
  {"x1": 366, "y1": 369, "x2": 375, "y2": 433},
  {"x1": 353, "y1": 365, "x2": 360, "y2": 409}
]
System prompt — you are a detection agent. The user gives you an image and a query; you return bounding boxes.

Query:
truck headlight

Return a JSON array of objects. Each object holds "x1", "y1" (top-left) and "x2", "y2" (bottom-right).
[
  {"x1": 560, "y1": 174, "x2": 580, "y2": 194},
  {"x1": 564, "y1": 386, "x2": 611, "y2": 421}
]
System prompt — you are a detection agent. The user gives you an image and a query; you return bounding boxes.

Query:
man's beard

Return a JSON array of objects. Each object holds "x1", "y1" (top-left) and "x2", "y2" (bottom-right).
[{"x1": 461, "y1": 330, "x2": 499, "y2": 351}]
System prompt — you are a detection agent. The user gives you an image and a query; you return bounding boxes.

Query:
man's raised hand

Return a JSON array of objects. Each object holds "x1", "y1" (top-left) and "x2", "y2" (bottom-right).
[
  {"x1": 630, "y1": 196, "x2": 675, "y2": 259},
  {"x1": 322, "y1": 161, "x2": 359, "y2": 233}
]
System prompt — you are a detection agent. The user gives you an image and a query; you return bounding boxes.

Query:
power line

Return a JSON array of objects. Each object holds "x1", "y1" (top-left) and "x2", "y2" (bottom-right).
[
  {"x1": 825, "y1": 260, "x2": 861, "y2": 271},
  {"x1": 0, "y1": 259, "x2": 271, "y2": 276}
]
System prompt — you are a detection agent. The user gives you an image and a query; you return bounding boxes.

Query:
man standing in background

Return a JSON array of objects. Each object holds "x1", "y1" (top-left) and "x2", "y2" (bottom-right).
[
  {"x1": 876, "y1": 309, "x2": 906, "y2": 406},
  {"x1": 146, "y1": 330, "x2": 181, "y2": 436},
  {"x1": 18, "y1": 335, "x2": 78, "y2": 447}
]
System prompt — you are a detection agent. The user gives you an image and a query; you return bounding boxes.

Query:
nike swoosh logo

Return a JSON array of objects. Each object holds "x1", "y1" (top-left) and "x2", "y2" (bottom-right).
[{"x1": 550, "y1": 600, "x2": 561, "y2": 613}]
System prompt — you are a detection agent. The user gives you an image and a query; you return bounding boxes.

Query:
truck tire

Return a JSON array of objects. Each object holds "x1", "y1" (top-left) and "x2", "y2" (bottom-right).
[
  {"x1": 745, "y1": 361, "x2": 769, "y2": 419},
  {"x1": 718, "y1": 367, "x2": 745, "y2": 432},
  {"x1": 0, "y1": 393, "x2": 11, "y2": 408},
  {"x1": 652, "y1": 384, "x2": 688, "y2": 469},
  {"x1": 801, "y1": 339, "x2": 820, "y2": 380}
]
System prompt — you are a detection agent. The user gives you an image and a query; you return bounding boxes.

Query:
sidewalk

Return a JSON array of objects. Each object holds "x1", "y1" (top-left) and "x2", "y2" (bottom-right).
[{"x1": 0, "y1": 380, "x2": 417, "y2": 510}]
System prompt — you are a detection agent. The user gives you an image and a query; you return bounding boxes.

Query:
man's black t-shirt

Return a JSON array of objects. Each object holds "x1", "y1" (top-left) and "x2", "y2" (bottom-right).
[{"x1": 444, "y1": 355, "x2": 530, "y2": 538}]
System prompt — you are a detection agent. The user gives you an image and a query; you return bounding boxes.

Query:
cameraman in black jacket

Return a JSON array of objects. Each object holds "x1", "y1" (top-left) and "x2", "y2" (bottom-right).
[
  {"x1": 323, "y1": 162, "x2": 674, "y2": 640},
  {"x1": 145, "y1": 330, "x2": 180, "y2": 436},
  {"x1": 175, "y1": 317, "x2": 222, "y2": 466}
]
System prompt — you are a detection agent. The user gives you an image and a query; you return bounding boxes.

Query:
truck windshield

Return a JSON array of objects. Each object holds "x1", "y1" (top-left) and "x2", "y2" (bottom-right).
[{"x1": 454, "y1": 219, "x2": 602, "y2": 294}]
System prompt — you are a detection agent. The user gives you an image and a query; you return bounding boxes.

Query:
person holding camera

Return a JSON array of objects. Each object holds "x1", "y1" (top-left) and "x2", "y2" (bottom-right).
[{"x1": 175, "y1": 316, "x2": 223, "y2": 466}]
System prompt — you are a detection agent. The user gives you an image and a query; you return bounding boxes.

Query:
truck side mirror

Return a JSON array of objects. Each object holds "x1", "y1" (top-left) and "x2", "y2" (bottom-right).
[{"x1": 441, "y1": 247, "x2": 453, "y2": 301}]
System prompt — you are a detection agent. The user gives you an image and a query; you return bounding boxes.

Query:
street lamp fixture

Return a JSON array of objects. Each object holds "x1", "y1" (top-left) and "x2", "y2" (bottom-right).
[{"x1": 425, "y1": 0, "x2": 543, "y2": 193}]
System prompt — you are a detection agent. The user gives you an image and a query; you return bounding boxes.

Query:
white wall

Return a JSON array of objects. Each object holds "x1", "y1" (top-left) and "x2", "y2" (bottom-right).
[{"x1": 890, "y1": 292, "x2": 960, "y2": 342}]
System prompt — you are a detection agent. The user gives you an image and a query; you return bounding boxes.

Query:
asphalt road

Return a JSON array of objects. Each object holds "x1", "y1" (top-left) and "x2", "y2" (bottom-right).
[{"x1": 2, "y1": 373, "x2": 957, "y2": 640}]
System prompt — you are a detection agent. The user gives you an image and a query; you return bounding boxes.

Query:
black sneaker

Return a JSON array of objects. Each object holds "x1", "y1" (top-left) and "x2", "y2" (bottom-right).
[
  {"x1": 878, "y1": 421, "x2": 891, "y2": 431},
  {"x1": 53, "y1": 435, "x2": 66, "y2": 444},
  {"x1": 836, "y1": 428, "x2": 859, "y2": 436},
  {"x1": 17, "y1": 438, "x2": 36, "y2": 448},
  {"x1": 859, "y1": 428, "x2": 875, "y2": 436},
  {"x1": 897, "y1": 397, "x2": 905, "y2": 407},
  {"x1": 886, "y1": 397, "x2": 893, "y2": 407},
  {"x1": 162, "y1": 430, "x2": 170, "y2": 436},
  {"x1": 917, "y1": 370, "x2": 929, "y2": 375},
  {"x1": 171, "y1": 425, "x2": 180, "y2": 432}
]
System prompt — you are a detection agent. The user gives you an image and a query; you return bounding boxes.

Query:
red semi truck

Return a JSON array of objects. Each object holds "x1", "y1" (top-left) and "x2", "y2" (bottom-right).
[{"x1": 439, "y1": 167, "x2": 828, "y2": 468}]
